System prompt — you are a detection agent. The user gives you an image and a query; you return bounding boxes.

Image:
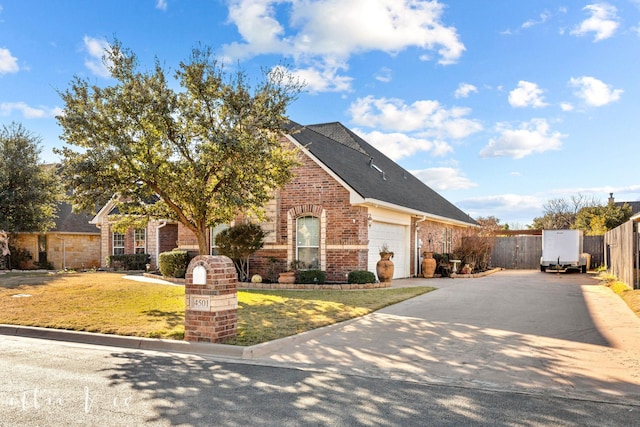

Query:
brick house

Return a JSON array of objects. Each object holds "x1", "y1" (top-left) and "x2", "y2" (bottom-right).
[
  {"x1": 92, "y1": 121, "x2": 477, "y2": 281},
  {"x1": 90, "y1": 195, "x2": 179, "y2": 269},
  {"x1": 13, "y1": 201, "x2": 101, "y2": 270},
  {"x1": 177, "y1": 121, "x2": 477, "y2": 282}
]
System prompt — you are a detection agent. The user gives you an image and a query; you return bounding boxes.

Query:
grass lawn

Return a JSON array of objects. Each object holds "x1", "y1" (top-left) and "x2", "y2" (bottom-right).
[{"x1": 0, "y1": 271, "x2": 434, "y2": 345}]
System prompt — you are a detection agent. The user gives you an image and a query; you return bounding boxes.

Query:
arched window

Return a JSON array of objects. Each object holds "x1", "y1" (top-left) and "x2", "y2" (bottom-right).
[{"x1": 296, "y1": 216, "x2": 319, "y2": 269}]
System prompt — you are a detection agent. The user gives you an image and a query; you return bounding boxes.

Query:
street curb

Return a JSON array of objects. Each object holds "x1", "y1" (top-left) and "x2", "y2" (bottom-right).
[
  {"x1": 0, "y1": 318, "x2": 358, "y2": 360},
  {"x1": 0, "y1": 324, "x2": 245, "y2": 358}
]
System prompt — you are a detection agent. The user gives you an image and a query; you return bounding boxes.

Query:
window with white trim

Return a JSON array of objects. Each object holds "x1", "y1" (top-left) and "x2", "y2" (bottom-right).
[
  {"x1": 442, "y1": 228, "x2": 453, "y2": 253},
  {"x1": 134, "y1": 229, "x2": 146, "y2": 254},
  {"x1": 113, "y1": 232, "x2": 125, "y2": 255},
  {"x1": 210, "y1": 224, "x2": 230, "y2": 255},
  {"x1": 296, "y1": 216, "x2": 319, "y2": 269}
]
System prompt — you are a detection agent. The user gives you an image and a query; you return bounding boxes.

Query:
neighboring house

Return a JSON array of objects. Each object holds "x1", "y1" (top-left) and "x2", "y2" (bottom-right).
[
  {"x1": 90, "y1": 196, "x2": 178, "y2": 269},
  {"x1": 176, "y1": 121, "x2": 478, "y2": 282},
  {"x1": 13, "y1": 202, "x2": 101, "y2": 270},
  {"x1": 608, "y1": 193, "x2": 640, "y2": 216}
]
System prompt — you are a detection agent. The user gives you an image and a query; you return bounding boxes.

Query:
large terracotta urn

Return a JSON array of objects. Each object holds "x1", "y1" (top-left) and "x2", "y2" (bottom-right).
[
  {"x1": 421, "y1": 252, "x2": 437, "y2": 278},
  {"x1": 376, "y1": 251, "x2": 394, "y2": 283},
  {"x1": 278, "y1": 271, "x2": 296, "y2": 284}
]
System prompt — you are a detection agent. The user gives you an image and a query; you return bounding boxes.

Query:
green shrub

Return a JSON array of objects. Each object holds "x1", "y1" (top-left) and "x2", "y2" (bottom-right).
[
  {"x1": 107, "y1": 253, "x2": 150, "y2": 270},
  {"x1": 348, "y1": 270, "x2": 376, "y2": 284},
  {"x1": 296, "y1": 269, "x2": 326, "y2": 284},
  {"x1": 215, "y1": 222, "x2": 266, "y2": 282},
  {"x1": 7, "y1": 244, "x2": 32, "y2": 269},
  {"x1": 158, "y1": 250, "x2": 190, "y2": 278}
]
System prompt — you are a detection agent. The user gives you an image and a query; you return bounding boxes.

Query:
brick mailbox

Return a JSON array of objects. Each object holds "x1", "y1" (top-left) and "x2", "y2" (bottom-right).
[{"x1": 184, "y1": 255, "x2": 238, "y2": 343}]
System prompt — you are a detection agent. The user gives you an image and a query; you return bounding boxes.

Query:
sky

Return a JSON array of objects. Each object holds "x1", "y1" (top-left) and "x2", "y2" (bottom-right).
[{"x1": 1, "y1": 0, "x2": 639, "y2": 227}]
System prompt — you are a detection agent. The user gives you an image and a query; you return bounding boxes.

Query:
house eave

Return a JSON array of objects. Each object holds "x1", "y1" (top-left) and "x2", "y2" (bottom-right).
[{"x1": 356, "y1": 198, "x2": 478, "y2": 228}]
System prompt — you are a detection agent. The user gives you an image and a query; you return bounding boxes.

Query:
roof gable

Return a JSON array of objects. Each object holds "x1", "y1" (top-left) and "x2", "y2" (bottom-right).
[{"x1": 289, "y1": 122, "x2": 476, "y2": 226}]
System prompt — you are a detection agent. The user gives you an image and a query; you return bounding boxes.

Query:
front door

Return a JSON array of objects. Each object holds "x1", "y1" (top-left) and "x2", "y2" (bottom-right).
[{"x1": 38, "y1": 235, "x2": 47, "y2": 266}]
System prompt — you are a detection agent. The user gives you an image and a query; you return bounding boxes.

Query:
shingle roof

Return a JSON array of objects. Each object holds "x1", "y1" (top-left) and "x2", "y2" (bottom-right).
[
  {"x1": 54, "y1": 202, "x2": 99, "y2": 233},
  {"x1": 616, "y1": 201, "x2": 640, "y2": 216},
  {"x1": 289, "y1": 121, "x2": 477, "y2": 226}
]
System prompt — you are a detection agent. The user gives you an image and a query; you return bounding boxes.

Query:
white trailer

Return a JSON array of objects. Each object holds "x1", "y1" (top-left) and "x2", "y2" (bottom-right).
[{"x1": 540, "y1": 229, "x2": 588, "y2": 273}]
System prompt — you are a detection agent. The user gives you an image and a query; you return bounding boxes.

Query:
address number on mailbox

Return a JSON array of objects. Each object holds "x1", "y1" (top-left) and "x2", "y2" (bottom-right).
[{"x1": 189, "y1": 295, "x2": 211, "y2": 311}]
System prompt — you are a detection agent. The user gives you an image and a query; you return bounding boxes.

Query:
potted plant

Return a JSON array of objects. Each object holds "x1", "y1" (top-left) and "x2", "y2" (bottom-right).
[
  {"x1": 421, "y1": 251, "x2": 437, "y2": 278},
  {"x1": 376, "y1": 243, "x2": 394, "y2": 283},
  {"x1": 278, "y1": 260, "x2": 304, "y2": 284}
]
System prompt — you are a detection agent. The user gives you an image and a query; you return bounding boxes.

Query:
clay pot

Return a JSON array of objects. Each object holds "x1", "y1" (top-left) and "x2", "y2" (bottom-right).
[
  {"x1": 421, "y1": 252, "x2": 436, "y2": 278},
  {"x1": 376, "y1": 252, "x2": 394, "y2": 283},
  {"x1": 278, "y1": 271, "x2": 296, "y2": 284}
]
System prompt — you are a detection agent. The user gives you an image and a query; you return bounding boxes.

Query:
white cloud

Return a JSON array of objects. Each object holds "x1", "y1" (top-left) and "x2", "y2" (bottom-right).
[
  {"x1": 480, "y1": 118, "x2": 565, "y2": 159},
  {"x1": 0, "y1": 102, "x2": 58, "y2": 118},
  {"x1": 457, "y1": 193, "x2": 544, "y2": 224},
  {"x1": 353, "y1": 129, "x2": 453, "y2": 161},
  {"x1": 286, "y1": 63, "x2": 353, "y2": 93},
  {"x1": 411, "y1": 167, "x2": 477, "y2": 191},
  {"x1": 83, "y1": 36, "x2": 112, "y2": 78},
  {"x1": 569, "y1": 76, "x2": 622, "y2": 106},
  {"x1": 156, "y1": 0, "x2": 168, "y2": 11},
  {"x1": 349, "y1": 96, "x2": 482, "y2": 139},
  {"x1": 522, "y1": 11, "x2": 551, "y2": 29},
  {"x1": 508, "y1": 81, "x2": 548, "y2": 108},
  {"x1": 454, "y1": 83, "x2": 477, "y2": 98},
  {"x1": 222, "y1": 0, "x2": 465, "y2": 91},
  {"x1": 560, "y1": 102, "x2": 574, "y2": 112},
  {"x1": 571, "y1": 3, "x2": 619, "y2": 42},
  {"x1": 375, "y1": 67, "x2": 392, "y2": 83},
  {"x1": 0, "y1": 48, "x2": 19, "y2": 75}
]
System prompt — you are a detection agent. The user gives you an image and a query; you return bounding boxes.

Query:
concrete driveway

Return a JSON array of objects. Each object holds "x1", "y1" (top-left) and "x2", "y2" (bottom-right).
[{"x1": 254, "y1": 270, "x2": 640, "y2": 404}]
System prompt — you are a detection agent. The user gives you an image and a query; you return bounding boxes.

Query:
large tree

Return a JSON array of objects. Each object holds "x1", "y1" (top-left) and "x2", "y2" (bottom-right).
[
  {"x1": 56, "y1": 41, "x2": 303, "y2": 254},
  {"x1": 0, "y1": 122, "x2": 60, "y2": 233},
  {"x1": 573, "y1": 202, "x2": 632, "y2": 235},
  {"x1": 530, "y1": 194, "x2": 598, "y2": 230}
]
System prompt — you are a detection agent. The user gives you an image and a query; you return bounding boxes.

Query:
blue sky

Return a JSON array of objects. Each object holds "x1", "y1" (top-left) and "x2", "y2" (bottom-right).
[{"x1": 1, "y1": 0, "x2": 639, "y2": 226}]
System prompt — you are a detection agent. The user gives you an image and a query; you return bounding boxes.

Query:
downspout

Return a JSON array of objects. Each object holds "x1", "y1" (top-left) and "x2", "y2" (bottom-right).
[{"x1": 156, "y1": 221, "x2": 168, "y2": 270}]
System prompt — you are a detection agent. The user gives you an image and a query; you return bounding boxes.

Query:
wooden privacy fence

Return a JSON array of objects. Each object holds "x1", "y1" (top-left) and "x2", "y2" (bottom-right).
[
  {"x1": 487, "y1": 235, "x2": 604, "y2": 270},
  {"x1": 604, "y1": 221, "x2": 637, "y2": 289}
]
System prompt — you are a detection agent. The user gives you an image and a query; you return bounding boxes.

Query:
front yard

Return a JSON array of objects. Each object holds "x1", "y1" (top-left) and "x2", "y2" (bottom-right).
[{"x1": 0, "y1": 271, "x2": 434, "y2": 345}]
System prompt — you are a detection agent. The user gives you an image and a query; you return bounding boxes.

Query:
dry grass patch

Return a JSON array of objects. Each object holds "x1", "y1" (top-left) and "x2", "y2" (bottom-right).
[
  {"x1": 0, "y1": 272, "x2": 185, "y2": 338},
  {"x1": 0, "y1": 272, "x2": 434, "y2": 345}
]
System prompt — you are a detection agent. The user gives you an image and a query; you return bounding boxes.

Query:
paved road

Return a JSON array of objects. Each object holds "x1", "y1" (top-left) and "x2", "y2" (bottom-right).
[
  {"x1": 2, "y1": 270, "x2": 640, "y2": 426},
  {"x1": 0, "y1": 334, "x2": 638, "y2": 426}
]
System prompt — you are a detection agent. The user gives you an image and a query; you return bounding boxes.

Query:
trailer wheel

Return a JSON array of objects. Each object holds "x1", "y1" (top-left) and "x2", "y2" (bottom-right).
[
  {"x1": 581, "y1": 265, "x2": 587, "y2": 274},
  {"x1": 540, "y1": 265, "x2": 546, "y2": 272}
]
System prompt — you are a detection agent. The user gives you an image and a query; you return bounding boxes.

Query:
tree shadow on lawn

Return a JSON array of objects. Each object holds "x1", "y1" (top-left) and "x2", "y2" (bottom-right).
[
  {"x1": 142, "y1": 309, "x2": 184, "y2": 329},
  {"x1": 0, "y1": 272, "x2": 64, "y2": 289}
]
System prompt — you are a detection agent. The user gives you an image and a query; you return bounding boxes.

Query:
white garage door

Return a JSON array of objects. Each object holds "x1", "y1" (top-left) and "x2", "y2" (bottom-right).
[{"x1": 368, "y1": 222, "x2": 408, "y2": 279}]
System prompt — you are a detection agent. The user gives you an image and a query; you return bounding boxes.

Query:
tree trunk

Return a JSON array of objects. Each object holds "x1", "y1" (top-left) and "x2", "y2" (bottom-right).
[{"x1": 196, "y1": 226, "x2": 209, "y2": 256}]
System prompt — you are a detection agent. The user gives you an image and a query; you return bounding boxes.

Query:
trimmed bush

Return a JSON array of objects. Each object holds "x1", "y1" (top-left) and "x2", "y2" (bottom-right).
[
  {"x1": 158, "y1": 250, "x2": 190, "y2": 278},
  {"x1": 296, "y1": 269, "x2": 326, "y2": 284},
  {"x1": 348, "y1": 270, "x2": 376, "y2": 284},
  {"x1": 107, "y1": 253, "x2": 150, "y2": 271}
]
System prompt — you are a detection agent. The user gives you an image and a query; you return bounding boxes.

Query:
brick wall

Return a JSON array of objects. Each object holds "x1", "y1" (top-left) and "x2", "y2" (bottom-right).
[{"x1": 13, "y1": 233, "x2": 101, "y2": 270}]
